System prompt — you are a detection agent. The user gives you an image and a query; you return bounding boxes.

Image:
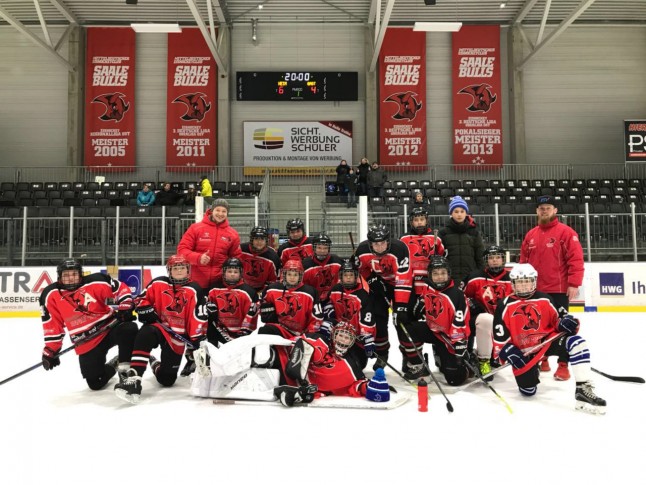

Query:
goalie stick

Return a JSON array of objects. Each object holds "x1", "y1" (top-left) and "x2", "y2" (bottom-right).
[
  {"x1": 591, "y1": 367, "x2": 645, "y2": 384},
  {"x1": 0, "y1": 318, "x2": 121, "y2": 386},
  {"x1": 212, "y1": 392, "x2": 410, "y2": 410}
]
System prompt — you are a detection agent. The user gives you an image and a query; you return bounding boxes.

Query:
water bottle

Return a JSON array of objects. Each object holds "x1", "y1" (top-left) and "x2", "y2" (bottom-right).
[{"x1": 418, "y1": 378, "x2": 428, "y2": 412}]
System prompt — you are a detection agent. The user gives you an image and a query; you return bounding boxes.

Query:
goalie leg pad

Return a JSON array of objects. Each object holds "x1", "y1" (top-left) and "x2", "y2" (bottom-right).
[
  {"x1": 191, "y1": 368, "x2": 280, "y2": 400},
  {"x1": 285, "y1": 338, "x2": 314, "y2": 382},
  {"x1": 251, "y1": 344, "x2": 275, "y2": 368}
]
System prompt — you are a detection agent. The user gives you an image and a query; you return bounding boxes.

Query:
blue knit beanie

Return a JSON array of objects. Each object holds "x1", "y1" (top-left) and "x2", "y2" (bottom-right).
[
  {"x1": 365, "y1": 367, "x2": 390, "y2": 402},
  {"x1": 448, "y1": 195, "x2": 469, "y2": 215}
]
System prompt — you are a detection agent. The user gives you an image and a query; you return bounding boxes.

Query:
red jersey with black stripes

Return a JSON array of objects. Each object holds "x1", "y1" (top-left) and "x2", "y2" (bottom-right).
[
  {"x1": 239, "y1": 242, "x2": 280, "y2": 293},
  {"x1": 462, "y1": 268, "x2": 513, "y2": 316},
  {"x1": 355, "y1": 239, "x2": 412, "y2": 305},
  {"x1": 278, "y1": 236, "x2": 314, "y2": 266},
  {"x1": 302, "y1": 254, "x2": 343, "y2": 302},
  {"x1": 260, "y1": 282, "x2": 323, "y2": 336},
  {"x1": 328, "y1": 283, "x2": 375, "y2": 339},
  {"x1": 207, "y1": 281, "x2": 259, "y2": 335},
  {"x1": 400, "y1": 229, "x2": 445, "y2": 294}
]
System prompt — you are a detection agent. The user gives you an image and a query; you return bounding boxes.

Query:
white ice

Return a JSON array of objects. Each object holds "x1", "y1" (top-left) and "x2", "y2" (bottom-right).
[{"x1": 1, "y1": 312, "x2": 644, "y2": 485}]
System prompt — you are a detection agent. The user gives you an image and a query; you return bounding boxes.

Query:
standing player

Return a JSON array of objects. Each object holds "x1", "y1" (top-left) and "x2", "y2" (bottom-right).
[
  {"x1": 277, "y1": 218, "x2": 314, "y2": 265},
  {"x1": 327, "y1": 258, "x2": 375, "y2": 370},
  {"x1": 402, "y1": 256, "x2": 471, "y2": 384},
  {"x1": 206, "y1": 257, "x2": 259, "y2": 345},
  {"x1": 355, "y1": 225, "x2": 412, "y2": 366},
  {"x1": 40, "y1": 259, "x2": 138, "y2": 390},
  {"x1": 114, "y1": 255, "x2": 207, "y2": 404},
  {"x1": 239, "y1": 226, "x2": 281, "y2": 294},
  {"x1": 400, "y1": 206, "x2": 445, "y2": 295},
  {"x1": 492, "y1": 264, "x2": 606, "y2": 414},
  {"x1": 302, "y1": 233, "x2": 343, "y2": 304},
  {"x1": 461, "y1": 245, "x2": 513, "y2": 376}
]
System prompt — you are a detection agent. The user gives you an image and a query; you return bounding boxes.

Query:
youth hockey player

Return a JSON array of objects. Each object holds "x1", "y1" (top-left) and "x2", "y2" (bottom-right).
[
  {"x1": 239, "y1": 226, "x2": 281, "y2": 294},
  {"x1": 39, "y1": 259, "x2": 138, "y2": 390},
  {"x1": 492, "y1": 263, "x2": 606, "y2": 414},
  {"x1": 114, "y1": 255, "x2": 207, "y2": 404},
  {"x1": 355, "y1": 225, "x2": 412, "y2": 365},
  {"x1": 277, "y1": 218, "x2": 313, "y2": 265},
  {"x1": 461, "y1": 245, "x2": 513, "y2": 376},
  {"x1": 400, "y1": 207, "x2": 445, "y2": 295},
  {"x1": 403, "y1": 256, "x2": 471, "y2": 385},
  {"x1": 302, "y1": 233, "x2": 343, "y2": 303}
]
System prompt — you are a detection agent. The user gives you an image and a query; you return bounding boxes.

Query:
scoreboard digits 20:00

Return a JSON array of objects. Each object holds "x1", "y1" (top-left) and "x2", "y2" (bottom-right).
[{"x1": 236, "y1": 71, "x2": 358, "y2": 101}]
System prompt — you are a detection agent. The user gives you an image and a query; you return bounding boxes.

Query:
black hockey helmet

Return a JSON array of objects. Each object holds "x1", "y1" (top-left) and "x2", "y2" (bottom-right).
[
  {"x1": 222, "y1": 257, "x2": 244, "y2": 285},
  {"x1": 340, "y1": 257, "x2": 360, "y2": 289},
  {"x1": 312, "y1": 233, "x2": 332, "y2": 260},
  {"x1": 408, "y1": 206, "x2": 429, "y2": 235},
  {"x1": 250, "y1": 226, "x2": 269, "y2": 240},
  {"x1": 166, "y1": 254, "x2": 191, "y2": 286},
  {"x1": 483, "y1": 245, "x2": 506, "y2": 275},
  {"x1": 367, "y1": 225, "x2": 391, "y2": 256},
  {"x1": 427, "y1": 256, "x2": 451, "y2": 290},
  {"x1": 57, "y1": 258, "x2": 83, "y2": 291},
  {"x1": 286, "y1": 218, "x2": 305, "y2": 232}
]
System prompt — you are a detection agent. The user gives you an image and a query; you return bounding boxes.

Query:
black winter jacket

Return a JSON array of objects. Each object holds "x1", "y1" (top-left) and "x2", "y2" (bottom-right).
[{"x1": 438, "y1": 215, "x2": 485, "y2": 284}]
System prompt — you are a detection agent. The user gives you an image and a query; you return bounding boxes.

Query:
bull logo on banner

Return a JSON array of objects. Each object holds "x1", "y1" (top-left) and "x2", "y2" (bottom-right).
[
  {"x1": 458, "y1": 84, "x2": 497, "y2": 113},
  {"x1": 92, "y1": 92, "x2": 130, "y2": 122},
  {"x1": 173, "y1": 92, "x2": 211, "y2": 122},
  {"x1": 384, "y1": 91, "x2": 422, "y2": 121}
]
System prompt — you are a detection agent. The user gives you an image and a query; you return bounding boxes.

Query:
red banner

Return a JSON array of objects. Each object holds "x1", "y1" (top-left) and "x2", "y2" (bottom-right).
[
  {"x1": 379, "y1": 28, "x2": 427, "y2": 168},
  {"x1": 166, "y1": 29, "x2": 217, "y2": 171},
  {"x1": 452, "y1": 25, "x2": 503, "y2": 167},
  {"x1": 84, "y1": 28, "x2": 136, "y2": 170}
]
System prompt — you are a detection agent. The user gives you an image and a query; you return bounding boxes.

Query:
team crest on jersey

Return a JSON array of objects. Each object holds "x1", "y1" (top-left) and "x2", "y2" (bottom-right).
[
  {"x1": 458, "y1": 84, "x2": 497, "y2": 113},
  {"x1": 276, "y1": 294, "x2": 302, "y2": 318},
  {"x1": 92, "y1": 92, "x2": 130, "y2": 122},
  {"x1": 513, "y1": 304, "x2": 541, "y2": 331},
  {"x1": 316, "y1": 267, "x2": 335, "y2": 291},
  {"x1": 371, "y1": 257, "x2": 394, "y2": 276},
  {"x1": 384, "y1": 91, "x2": 422, "y2": 121},
  {"x1": 217, "y1": 293, "x2": 239, "y2": 315},
  {"x1": 336, "y1": 295, "x2": 359, "y2": 323},
  {"x1": 423, "y1": 294, "x2": 444, "y2": 319},
  {"x1": 409, "y1": 237, "x2": 434, "y2": 258},
  {"x1": 481, "y1": 284, "x2": 507, "y2": 310},
  {"x1": 173, "y1": 92, "x2": 211, "y2": 122},
  {"x1": 245, "y1": 259, "x2": 264, "y2": 278},
  {"x1": 163, "y1": 290, "x2": 188, "y2": 313}
]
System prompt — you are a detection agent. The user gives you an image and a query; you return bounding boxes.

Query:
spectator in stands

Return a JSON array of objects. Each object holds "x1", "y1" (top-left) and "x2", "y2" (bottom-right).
[
  {"x1": 199, "y1": 175, "x2": 213, "y2": 205},
  {"x1": 137, "y1": 184, "x2": 155, "y2": 207},
  {"x1": 177, "y1": 198, "x2": 242, "y2": 290},
  {"x1": 345, "y1": 167, "x2": 358, "y2": 208},
  {"x1": 155, "y1": 183, "x2": 181, "y2": 206},
  {"x1": 183, "y1": 187, "x2": 197, "y2": 206},
  {"x1": 520, "y1": 195, "x2": 584, "y2": 382},
  {"x1": 356, "y1": 157, "x2": 371, "y2": 196},
  {"x1": 336, "y1": 159, "x2": 350, "y2": 199},
  {"x1": 438, "y1": 195, "x2": 484, "y2": 284},
  {"x1": 367, "y1": 162, "x2": 387, "y2": 198},
  {"x1": 412, "y1": 191, "x2": 429, "y2": 210}
]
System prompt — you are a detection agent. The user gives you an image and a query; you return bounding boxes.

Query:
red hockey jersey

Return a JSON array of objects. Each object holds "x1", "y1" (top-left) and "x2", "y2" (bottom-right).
[
  {"x1": 260, "y1": 282, "x2": 322, "y2": 336},
  {"x1": 207, "y1": 281, "x2": 259, "y2": 335},
  {"x1": 239, "y1": 242, "x2": 281, "y2": 293},
  {"x1": 277, "y1": 236, "x2": 314, "y2": 266},
  {"x1": 355, "y1": 239, "x2": 412, "y2": 306},
  {"x1": 400, "y1": 230, "x2": 445, "y2": 294},
  {"x1": 328, "y1": 283, "x2": 375, "y2": 340},
  {"x1": 462, "y1": 268, "x2": 513, "y2": 316},
  {"x1": 302, "y1": 254, "x2": 343, "y2": 302}
]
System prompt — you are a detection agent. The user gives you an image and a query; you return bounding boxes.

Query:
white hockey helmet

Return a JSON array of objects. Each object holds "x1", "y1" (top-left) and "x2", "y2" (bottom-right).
[{"x1": 509, "y1": 263, "x2": 538, "y2": 298}]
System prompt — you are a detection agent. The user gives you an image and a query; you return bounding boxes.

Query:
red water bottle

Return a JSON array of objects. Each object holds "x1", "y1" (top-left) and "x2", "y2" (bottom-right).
[{"x1": 418, "y1": 378, "x2": 428, "y2": 412}]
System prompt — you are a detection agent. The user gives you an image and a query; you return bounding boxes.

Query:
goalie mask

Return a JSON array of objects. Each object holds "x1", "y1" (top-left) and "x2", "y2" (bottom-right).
[
  {"x1": 428, "y1": 256, "x2": 451, "y2": 290},
  {"x1": 312, "y1": 233, "x2": 332, "y2": 261},
  {"x1": 222, "y1": 257, "x2": 243, "y2": 286},
  {"x1": 408, "y1": 207, "x2": 429, "y2": 235},
  {"x1": 509, "y1": 264, "x2": 538, "y2": 298},
  {"x1": 282, "y1": 258, "x2": 304, "y2": 289},
  {"x1": 166, "y1": 255, "x2": 191, "y2": 286},
  {"x1": 483, "y1": 245, "x2": 506, "y2": 275},
  {"x1": 367, "y1": 225, "x2": 391, "y2": 256},
  {"x1": 332, "y1": 322, "x2": 357, "y2": 357},
  {"x1": 57, "y1": 258, "x2": 83, "y2": 291}
]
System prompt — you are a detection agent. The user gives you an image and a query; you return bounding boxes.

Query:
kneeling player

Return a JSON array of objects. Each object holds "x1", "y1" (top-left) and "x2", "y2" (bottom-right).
[
  {"x1": 114, "y1": 255, "x2": 207, "y2": 404},
  {"x1": 400, "y1": 256, "x2": 471, "y2": 385},
  {"x1": 492, "y1": 264, "x2": 606, "y2": 414}
]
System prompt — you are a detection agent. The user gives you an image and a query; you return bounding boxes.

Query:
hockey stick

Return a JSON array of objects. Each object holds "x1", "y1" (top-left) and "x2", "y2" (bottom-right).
[
  {"x1": 374, "y1": 354, "x2": 420, "y2": 392},
  {"x1": 591, "y1": 367, "x2": 645, "y2": 384},
  {"x1": 398, "y1": 321, "x2": 454, "y2": 413},
  {"x1": 0, "y1": 318, "x2": 120, "y2": 386},
  {"x1": 156, "y1": 323, "x2": 199, "y2": 350},
  {"x1": 439, "y1": 334, "x2": 513, "y2": 414}
]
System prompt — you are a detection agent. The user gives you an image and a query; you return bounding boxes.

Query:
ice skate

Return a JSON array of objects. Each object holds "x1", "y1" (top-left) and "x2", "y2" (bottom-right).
[
  {"x1": 575, "y1": 381, "x2": 606, "y2": 415},
  {"x1": 114, "y1": 369, "x2": 142, "y2": 404}
]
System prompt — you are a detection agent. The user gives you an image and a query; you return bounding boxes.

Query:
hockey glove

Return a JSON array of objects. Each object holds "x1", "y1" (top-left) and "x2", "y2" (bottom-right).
[
  {"x1": 558, "y1": 314, "x2": 580, "y2": 335},
  {"x1": 394, "y1": 305, "x2": 410, "y2": 326},
  {"x1": 367, "y1": 273, "x2": 387, "y2": 297},
  {"x1": 260, "y1": 302, "x2": 278, "y2": 323},
  {"x1": 362, "y1": 334, "x2": 375, "y2": 357},
  {"x1": 42, "y1": 348, "x2": 60, "y2": 371},
  {"x1": 136, "y1": 305, "x2": 160, "y2": 325},
  {"x1": 452, "y1": 340, "x2": 468, "y2": 362},
  {"x1": 322, "y1": 302, "x2": 335, "y2": 322},
  {"x1": 318, "y1": 320, "x2": 334, "y2": 342},
  {"x1": 205, "y1": 301, "x2": 219, "y2": 325},
  {"x1": 180, "y1": 350, "x2": 195, "y2": 377},
  {"x1": 274, "y1": 384, "x2": 317, "y2": 407},
  {"x1": 499, "y1": 343, "x2": 527, "y2": 370}
]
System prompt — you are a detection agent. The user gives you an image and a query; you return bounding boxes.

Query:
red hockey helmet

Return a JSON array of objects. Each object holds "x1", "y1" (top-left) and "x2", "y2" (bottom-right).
[
  {"x1": 166, "y1": 254, "x2": 191, "y2": 286},
  {"x1": 281, "y1": 258, "x2": 304, "y2": 289}
]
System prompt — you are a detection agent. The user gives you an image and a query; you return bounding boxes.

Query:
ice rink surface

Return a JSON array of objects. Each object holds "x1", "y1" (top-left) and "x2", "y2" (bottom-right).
[{"x1": 1, "y1": 311, "x2": 644, "y2": 485}]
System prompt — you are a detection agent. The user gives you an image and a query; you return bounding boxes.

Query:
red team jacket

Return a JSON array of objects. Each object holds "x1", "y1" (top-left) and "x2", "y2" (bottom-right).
[
  {"x1": 239, "y1": 242, "x2": 281, "y2": 292},
  {"x1": 277, "y1": 236, "x2": 314, "y2": 266},
  {"x1": 462, "y1": 267, "x2": 513, "y2": 316},
  {"x1": 40, "y1": 273, "x2": 133, "y2": 355},
  {"x1": 355, "y1": 239, "x2": 412, "y2": 306},
  {"x1": 207, "y1": 281, "x2": 259, "y2": 335},
  {"x1": 136, "y1": 277, "x2": 207, "y2": 355},
  {"x1": 177, "y1": 210, "x2": 243, "y2": 288},
  {"x1": 261, "y1": 282, "x2": 323, "y2": 337},
  {"x1": 400, "y1": 229, "x2": 445, "y2": 294},
  {"x1": 412, "y1": 280, "x2": 471, "y2": 347},
  {"x1": 519, "y1": 218, "x2": 584, "y2": 293},
  {"x1": 328, "y1": 282, "x2": 375, "y2": 340},
  {"x1": 302, "y1": 254, "x2": 343, "y2": 302},
  {"x1": 492, "y1": 291, "x2": 563, "y2": 374}
]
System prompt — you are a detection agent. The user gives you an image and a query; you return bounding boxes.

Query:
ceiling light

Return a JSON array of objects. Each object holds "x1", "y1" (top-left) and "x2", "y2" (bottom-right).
[
  {"x1": 258, "y1": 4, "x2": 264, "y2": 9},
  {"x1": 500, "y1": 2, "x2": 507, "y2": 8},
  {"x1": 413, "y1": 22, "x2": 463, "y2": 32},
  {"x1": 131, "y1": 23, "x2": 182, "y2": 33}
]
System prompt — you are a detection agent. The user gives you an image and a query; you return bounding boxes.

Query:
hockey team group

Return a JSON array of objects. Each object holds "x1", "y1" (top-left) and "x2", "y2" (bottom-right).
[{"x1": 36, "y1": 196, "x2": 607, "y2": 414}]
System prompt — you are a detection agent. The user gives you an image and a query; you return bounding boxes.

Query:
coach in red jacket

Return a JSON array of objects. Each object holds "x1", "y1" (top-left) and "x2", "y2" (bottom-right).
[{"x1": 177, "y1": 198, "x2": 242, "y2": 290}]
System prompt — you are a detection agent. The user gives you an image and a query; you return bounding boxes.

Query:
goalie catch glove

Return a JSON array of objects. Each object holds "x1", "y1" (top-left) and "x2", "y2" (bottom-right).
[{"x1": 273, "y1": 383, "x2": 318, "y2": 407}]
